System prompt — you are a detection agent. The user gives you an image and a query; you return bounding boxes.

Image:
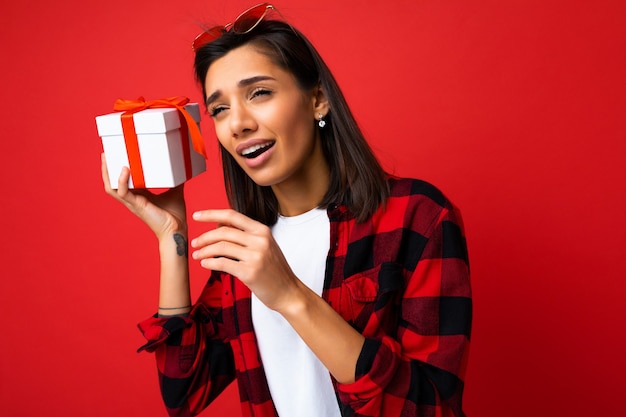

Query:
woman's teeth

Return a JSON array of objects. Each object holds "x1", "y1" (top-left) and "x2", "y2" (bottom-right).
[{"x1": 241, "y1": 142, "x2": 274, "y2": 158}]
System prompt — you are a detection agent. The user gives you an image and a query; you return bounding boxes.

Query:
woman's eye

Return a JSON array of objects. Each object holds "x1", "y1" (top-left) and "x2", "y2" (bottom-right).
[
  {"x1": 209, "y1": 106, "x2": 226, "y2": 117},
  {"x1": 250, "y1": 88, "x2": 272, "y2": 99}
]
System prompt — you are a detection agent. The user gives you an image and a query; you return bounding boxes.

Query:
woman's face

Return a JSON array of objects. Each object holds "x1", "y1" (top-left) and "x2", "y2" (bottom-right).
[{"x1": 204, "y1": 44, "x2": 328, "y2": 190}]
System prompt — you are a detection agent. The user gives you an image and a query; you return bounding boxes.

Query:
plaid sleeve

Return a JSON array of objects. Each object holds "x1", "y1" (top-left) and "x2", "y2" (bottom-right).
[
  {"x1": 137, "y1": 271, "x2": 236, "y2": 417},
  {"x1": 336, "y1": 189, "x2": 471, "y2": 417}
]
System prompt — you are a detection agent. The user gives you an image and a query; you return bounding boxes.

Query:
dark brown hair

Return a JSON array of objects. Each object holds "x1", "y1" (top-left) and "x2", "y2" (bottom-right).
[{"x1": 194, "y1": 20, "x2": 389, "y2": 225}]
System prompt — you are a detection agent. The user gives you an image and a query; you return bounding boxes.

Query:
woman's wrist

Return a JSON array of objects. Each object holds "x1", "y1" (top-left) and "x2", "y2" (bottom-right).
[
  {"x1": 158, "y1": 230, "x2": 189, "y2": 254},
  {"x1": 275, "y1": 280, "x2": 312, "y2": 319},
  {"x1": 171, "y1": 232, "x2": 189, "y2": 258},
  {"x1": 156, "y1": 221, "x2": 187, "y2": 243}
]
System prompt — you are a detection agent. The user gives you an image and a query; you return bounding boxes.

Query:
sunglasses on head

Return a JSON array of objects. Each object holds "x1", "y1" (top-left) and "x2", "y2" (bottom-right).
[{"x1": 192, "y1": 3, "x2": 289, "y2": 52}]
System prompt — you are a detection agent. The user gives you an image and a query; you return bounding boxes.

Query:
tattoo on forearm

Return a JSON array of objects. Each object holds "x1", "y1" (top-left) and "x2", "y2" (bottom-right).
[{"x1": 173, "y1": 233, "x2": 188, "y2": 258}]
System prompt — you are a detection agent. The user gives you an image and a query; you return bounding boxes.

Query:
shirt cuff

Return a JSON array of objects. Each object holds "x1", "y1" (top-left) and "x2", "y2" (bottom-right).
[
  {"x1": 136, "y1": 314, "x2": 191, "y2": 353},
  {"x1": 136, "y1": 303, "x2": 215, "y2": 353},
  {"x1": 337, "y1": 336, "x2": 401, "y2": 401}
]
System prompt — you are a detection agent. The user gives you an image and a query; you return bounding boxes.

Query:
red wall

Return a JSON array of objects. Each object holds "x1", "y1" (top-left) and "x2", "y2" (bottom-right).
[{"x1": 1, "y1": 1, "x2": 625, "y2": 416}]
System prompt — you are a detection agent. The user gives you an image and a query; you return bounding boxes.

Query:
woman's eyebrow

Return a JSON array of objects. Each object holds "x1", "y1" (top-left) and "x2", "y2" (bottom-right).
[
  {"x1": 205, "y1": 75, "x2": 277, "y2": 107},
  {"x1": 205, "y1": 91, "x2": 221, "y2": 107},
  {"x1": 238, "y1": 75, "x2": 276, "y2": 87}
]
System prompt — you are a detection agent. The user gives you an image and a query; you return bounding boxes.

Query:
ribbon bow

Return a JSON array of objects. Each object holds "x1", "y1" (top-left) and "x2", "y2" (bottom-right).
[{"x1": 113, "y1": 96, "x2": 206, "y2": 188}]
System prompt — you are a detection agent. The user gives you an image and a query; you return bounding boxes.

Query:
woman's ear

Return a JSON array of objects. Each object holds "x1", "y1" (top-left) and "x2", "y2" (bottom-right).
[{"x1": 312, "y1": 84, "x2": 330, "y2": 118}]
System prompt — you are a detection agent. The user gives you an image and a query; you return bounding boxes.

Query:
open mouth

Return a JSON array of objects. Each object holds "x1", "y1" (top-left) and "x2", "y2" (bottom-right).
[{"x1": 240, "y1": 141, "x2": 275, "y2": 159}]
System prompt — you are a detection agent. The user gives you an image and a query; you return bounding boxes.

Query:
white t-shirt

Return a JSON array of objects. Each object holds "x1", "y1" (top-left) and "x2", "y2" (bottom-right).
[{"x1": 251, "y1": 208, "x2": 341, "y2": 417}]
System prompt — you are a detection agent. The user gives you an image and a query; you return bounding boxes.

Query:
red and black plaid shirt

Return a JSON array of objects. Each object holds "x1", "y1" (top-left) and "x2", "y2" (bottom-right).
[{"x1": 138, "y1": 176, "x2": 472, "y2": 417}]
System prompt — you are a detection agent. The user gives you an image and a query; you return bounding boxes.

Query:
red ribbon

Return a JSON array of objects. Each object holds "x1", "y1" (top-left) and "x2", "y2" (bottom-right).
[{"x1": 113, "y1": 96, "x2": 206, "y2": 188}]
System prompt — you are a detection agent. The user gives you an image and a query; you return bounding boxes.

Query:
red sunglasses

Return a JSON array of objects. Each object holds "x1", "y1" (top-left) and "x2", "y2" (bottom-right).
[{"x1": 192, "y1": 3, "x2": 287, "y2": 52}]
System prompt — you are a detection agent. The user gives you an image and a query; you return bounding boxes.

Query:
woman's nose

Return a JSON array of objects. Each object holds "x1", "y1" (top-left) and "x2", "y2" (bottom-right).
[{"x1": 229, "y1": 102, "x2": 256, "y2": 137}]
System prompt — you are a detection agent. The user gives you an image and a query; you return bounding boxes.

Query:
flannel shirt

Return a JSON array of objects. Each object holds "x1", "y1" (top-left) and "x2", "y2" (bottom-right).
[{"x1": 138, "y1": 176, "x2": 472, "y2": 417}]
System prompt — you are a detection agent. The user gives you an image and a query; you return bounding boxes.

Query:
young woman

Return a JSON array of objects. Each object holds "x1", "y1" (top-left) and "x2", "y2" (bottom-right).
[{"x1": 102, "y1": 4, "x2": 471, "y2": 417}]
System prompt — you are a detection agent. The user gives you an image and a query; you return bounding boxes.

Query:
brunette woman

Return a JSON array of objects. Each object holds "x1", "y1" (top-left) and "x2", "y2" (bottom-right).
[{"x1": 102, "y1": 4, "x2": 471, "y2": 417}]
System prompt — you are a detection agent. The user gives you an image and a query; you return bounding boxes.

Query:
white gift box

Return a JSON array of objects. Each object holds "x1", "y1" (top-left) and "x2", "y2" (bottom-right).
[{"x1": 96, "y1": 103, "x2": 206, "y2": 189}]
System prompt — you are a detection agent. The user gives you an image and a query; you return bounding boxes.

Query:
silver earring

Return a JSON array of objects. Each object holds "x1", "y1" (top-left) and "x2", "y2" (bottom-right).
[{"x1": 318, "y1": 113, "x2": 326, "y2": 128}]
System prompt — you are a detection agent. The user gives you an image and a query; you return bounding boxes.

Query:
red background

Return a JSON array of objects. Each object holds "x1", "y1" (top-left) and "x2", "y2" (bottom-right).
[{"x1": 1, "y1": 1, "x2": 625, "y2": 416}]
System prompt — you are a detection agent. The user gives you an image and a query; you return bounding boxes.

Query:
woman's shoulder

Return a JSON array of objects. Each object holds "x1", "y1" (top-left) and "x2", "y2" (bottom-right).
[
  {"x1": 380, "y1": 174, "x2": 468, "y2": 239},
  {"x1": 386, "y1": 174, "x2": 454, "y2": 210}
]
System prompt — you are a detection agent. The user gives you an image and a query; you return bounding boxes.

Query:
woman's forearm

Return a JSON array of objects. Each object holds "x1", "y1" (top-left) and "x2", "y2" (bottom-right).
[
  {"x1": 157, "y1": 232, "x2": 192, "y2": 316},
  {"x1": 278, "y1": 282, "x2": 365, "y2": 385}
]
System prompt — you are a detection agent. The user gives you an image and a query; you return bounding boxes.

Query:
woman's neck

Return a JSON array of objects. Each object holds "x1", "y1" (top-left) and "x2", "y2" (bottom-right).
[{"x1": 271, "y1": 152, "x2": 330, "y2": 217}]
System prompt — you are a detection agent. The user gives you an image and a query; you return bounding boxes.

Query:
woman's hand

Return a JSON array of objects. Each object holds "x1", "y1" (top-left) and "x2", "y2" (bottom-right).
[
  {"x1": 190, "y1": 209, "x2": 300, "y2": 312},
  {"x1": 101, "y1": 153, "x2": 187, "y2": 240},
  {"x1": 191, "y1": 209, "x2": 365, "y2": 384}
]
